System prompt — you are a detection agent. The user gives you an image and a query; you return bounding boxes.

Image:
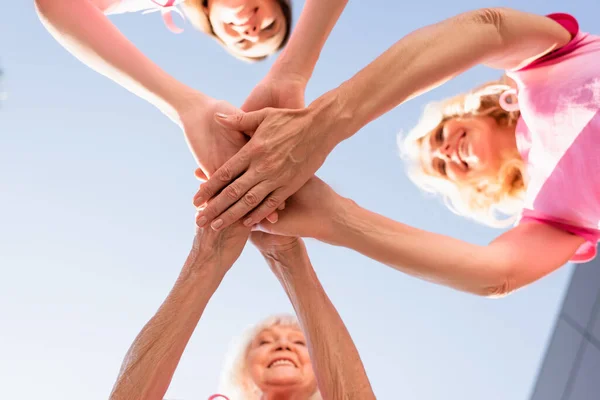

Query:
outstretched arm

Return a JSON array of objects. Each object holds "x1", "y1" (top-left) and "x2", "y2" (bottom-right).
[
  {"x1": 253, "y1": 178, "x2": 584, "y2": 297},
  {"x1": 252, "y1": 234, "x2": 376, "y2": 400},
  {"x1": 240, "y1": 0, "x2": 349, "y2": 117},
  {"x1": 34, "y1": 0, "x2": 250, "y2": 177},
  {"x1": 109, "y1": 224, "x2": 250, "y2": 400},
  {"x1": 194, "y1": 7, "x2": 572, "y2": 229},
  {"x1": 34, "y1": 0, "x2": 200, "y2": 123}
]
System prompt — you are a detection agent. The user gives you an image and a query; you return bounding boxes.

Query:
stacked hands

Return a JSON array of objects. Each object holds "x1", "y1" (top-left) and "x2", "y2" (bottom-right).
[{"x1": 183, "y1": 71, "x2": 344, "y2": 252}]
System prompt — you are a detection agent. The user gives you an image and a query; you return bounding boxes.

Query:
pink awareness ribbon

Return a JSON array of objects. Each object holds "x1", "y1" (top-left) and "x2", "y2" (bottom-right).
[{"x1": 144, "y1": 0, "x2": 185, "y2": 34}]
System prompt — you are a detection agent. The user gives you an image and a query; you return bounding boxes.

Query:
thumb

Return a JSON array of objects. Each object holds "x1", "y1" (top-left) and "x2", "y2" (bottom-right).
[{"x1": 214, "y1": 110, "x2": 266, "y2": 136}]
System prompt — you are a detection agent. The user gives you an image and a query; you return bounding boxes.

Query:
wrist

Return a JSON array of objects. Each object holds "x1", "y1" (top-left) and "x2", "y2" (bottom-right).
[
  {"x1": 307, "y1": 87, "x2": 360, "y2": 151},
  {"x1": 184, "y1": 245, "x2": 229, "y2": 282},
  {"x1": 325, "y1": 196, "x2": 359, "y2": 247},
  {"x1": 173, "y1": 90, "x2": 213, "y2": 125},
  {"x1": 261, "y1": 240, "x2": 310, "y2": 275}
]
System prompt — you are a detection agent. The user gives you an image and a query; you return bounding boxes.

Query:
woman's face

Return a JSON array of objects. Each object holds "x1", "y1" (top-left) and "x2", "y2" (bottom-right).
[
  {"x1": 419, "y1": 115, "x2": 517, "y2": 184},
  {"x1": 246, "y1": 325, "x2": 316, "y2": 396},
  {"x1": 206, "y1": 0, "x2": 287, "y2": 59}
]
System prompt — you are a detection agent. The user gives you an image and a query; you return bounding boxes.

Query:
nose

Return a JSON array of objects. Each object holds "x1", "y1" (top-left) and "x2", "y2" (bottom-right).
[
  {"x1": 274, "y1": 338, "x2": 293, "y2": 351},
  {"x1": 231, "y1": 23, "x2": 260, "y2": 42},
  {"x1": 240, "y1": 24, "x2": 260, "y2": 41}
]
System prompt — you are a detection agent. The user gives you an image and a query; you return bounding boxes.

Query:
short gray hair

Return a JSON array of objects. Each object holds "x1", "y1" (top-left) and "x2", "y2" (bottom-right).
[{"x1": 217, "y1": 314, "x2": 322, "y2": 400}]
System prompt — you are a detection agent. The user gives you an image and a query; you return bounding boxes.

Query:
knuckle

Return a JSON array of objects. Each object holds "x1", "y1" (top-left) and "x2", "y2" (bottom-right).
[
  {"x1": 256, "y1": 159, "x2": 277, "y2": 174},
  {"x1": 251, "y1": 140, "x2": 267, "y2": 154},
  {"x1": 225, "y1": 184, "x2": 240, "y2": 200},
  {"x1": 197, "y1": 185, "x2": 212, "y2": 199},
  {"x1": 243, "y1": 191, "x2": 259, "y2": 206},
  {"x1": 217, "y1": 166, "x2": 233, "y2": 182},
  {"x1": 265, "y1": 196, "x2": 280, "y2": 208}
]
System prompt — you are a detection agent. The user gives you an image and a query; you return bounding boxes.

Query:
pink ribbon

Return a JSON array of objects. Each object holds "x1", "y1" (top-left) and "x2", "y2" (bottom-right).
[
  {"x1": 499, "y1": 88, "x2": 520, "y2": 112},
  {"x1": 208, "y1": 395, "x2": 230, "y2": 400},
  {"x1": 145, "y1": 0, "x2": 185, "y2": 34}
]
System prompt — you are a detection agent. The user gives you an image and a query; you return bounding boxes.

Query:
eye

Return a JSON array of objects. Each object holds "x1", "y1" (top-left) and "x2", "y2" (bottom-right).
[
  {"x1": 435, "y1": 125, "x2": 445, "y2": 144},
  {"x1": 294, "y1": 340, "x2": 306, "y2": 346},
  {"x1": 259, "y1": 339, "x2": 271, "y2": 346},
  {"x1": 436, "y1": 158, "x2": 447, "y2": 176},
  {"x1": 263, "y1": 21, "x2": 276, "y2": 31}
]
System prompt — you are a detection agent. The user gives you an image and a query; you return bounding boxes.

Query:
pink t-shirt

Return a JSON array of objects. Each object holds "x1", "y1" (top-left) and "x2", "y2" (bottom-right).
[{"x1": 506, "y1": 13, "x2": 600, "y2": 263}]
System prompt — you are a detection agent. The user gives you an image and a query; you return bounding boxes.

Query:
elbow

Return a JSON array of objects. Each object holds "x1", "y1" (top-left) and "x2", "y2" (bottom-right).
[
  {"x1": 472, "y1": 257, "x2": 519, "y2": 299},
  {"x1": 464, "y1": 7, "x2": 512, "y2": 46}
]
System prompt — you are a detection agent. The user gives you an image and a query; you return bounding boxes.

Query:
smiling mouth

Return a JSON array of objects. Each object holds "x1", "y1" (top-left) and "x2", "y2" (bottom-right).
[
  {"x1": 456, "y1": 132, "x2": 469, "y2": 169},
  {"x1": 268, "y1": 358, "x2": 297, "y2": 368}
]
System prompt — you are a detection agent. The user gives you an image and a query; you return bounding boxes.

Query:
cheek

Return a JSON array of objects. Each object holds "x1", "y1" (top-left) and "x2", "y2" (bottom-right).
[{"x1": 246, "y1": 351, "x2": 266, "y2": 380}]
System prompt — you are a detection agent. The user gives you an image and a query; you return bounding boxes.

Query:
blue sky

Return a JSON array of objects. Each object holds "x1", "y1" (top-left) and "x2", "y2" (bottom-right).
[{"x1": 1, "y1": 1, "x2": 597, "y2": 399}]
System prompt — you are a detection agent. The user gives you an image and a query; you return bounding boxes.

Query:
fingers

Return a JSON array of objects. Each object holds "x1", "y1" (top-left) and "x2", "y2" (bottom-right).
[
  {"x1": 239, "y1": 188, "x2": 287, "y2": 228},
  {"x1": 215, "y1": 109, "x2": 267, "y2": 137},
  {"x1": 193, "y1": 152, "x2": 249, "y2": 208},
  {"x1": 194, "y1": 168, "x2": 208, "y2": 181},
  {"x1": 199, "y1": 181, "x2": 273, "y2": 231}
]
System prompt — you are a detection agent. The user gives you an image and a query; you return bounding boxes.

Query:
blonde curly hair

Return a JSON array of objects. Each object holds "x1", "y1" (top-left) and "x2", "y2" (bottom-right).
[
  {"x1": 217, "y1": 314, "x2": 322, "y2": 400},
  {"x1": 400, "y1": 78, "x2": 526, "y2": 227}
]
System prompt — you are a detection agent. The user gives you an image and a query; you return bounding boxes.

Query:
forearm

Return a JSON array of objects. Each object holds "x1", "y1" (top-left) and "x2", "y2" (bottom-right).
[
  {"x1": 109, "y1": 254, "x2": 224, "y2": 400},
  {"x1": 269, "y1": 0, "x2": 348, "y2": 81},
  {"x1": 324, "y1": 199, "x2": 507, "y2": 296},
  {"x1": 263, "y1": 242, "x2": 375, "y2": 400},
  {"x1": 311, "y1": 8, "x2": 569, "y2": 143},
  {"x1": 35, "y1": 0, "x2": 204, "y2": 124}
]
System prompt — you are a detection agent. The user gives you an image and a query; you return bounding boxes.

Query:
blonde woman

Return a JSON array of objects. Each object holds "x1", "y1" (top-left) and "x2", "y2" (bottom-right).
[
  {"x1": 194, "y1": 9, "x2": 600, "y2": 296},
  {"x1": 109, "y1": 223, "x2": 374, "y2": 399}
]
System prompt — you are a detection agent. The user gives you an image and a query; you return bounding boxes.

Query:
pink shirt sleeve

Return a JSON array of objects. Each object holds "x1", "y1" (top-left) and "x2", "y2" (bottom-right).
[
  {"x1": 514, "y1": 13, "x2": 580, "y2": 71},
  {"x1": 520, "y1": 210, "x2": 600, "y2": 263}
]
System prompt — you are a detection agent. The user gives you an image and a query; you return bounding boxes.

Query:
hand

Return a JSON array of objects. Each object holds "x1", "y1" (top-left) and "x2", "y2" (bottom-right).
[
  {"x1": 250, "y1": 232, "x2": 308, "y2": 279},
  {"x1": 178, "y1": 96, "x2": 247, "y2": 178},
  {"x1": 241, "y1": 72, "x2": 307, "y2": 111},
  {"x1": 188, "y1": 219, "x2": 251, "y2": 274},
  {"x1": 192, "y1": 100, "x2": 340, "y2": 231},
  {"x1": 253, "y1": 177, "x2": 344, "y2": 241},
  {"x1": 250, "y1": 231, "x2": 301, "y2": 257}
]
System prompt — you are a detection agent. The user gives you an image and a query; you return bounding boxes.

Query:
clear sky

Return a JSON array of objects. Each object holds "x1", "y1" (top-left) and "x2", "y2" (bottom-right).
[{"x1": 1, "y1": 1, "x2": 597, "y2": 399}]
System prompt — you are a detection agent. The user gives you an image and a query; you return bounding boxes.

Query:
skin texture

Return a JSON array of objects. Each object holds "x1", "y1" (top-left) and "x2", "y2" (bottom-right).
[
  {"x1": 252, "y1": 233, "x2": 376, "y2": 400},
  {"x1": 251, "y1": 176, "x2": 584, "y2": 297},
  {"x1": 189, "y1": 8, "x2": 583, "y2": 298},
  {"x1": 207, "y1": 0, "x2": 287, "y2": 59},
  {"x1": 194, "y1": 7, "x2": 572, "y2": 231},
  {"x1": 109, "y1": 223, "x2": 250, "y2": 400}
]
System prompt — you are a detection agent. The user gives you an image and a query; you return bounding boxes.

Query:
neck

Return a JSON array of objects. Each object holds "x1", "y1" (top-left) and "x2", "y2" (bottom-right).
[{"x1": 262, "y1": 388, "x2": 313, "y2": 400}]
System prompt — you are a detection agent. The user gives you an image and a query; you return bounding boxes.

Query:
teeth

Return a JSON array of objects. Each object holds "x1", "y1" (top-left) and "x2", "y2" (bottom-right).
[{"x1": 269, "y1": 359, "x2": 295, "y2": 368}]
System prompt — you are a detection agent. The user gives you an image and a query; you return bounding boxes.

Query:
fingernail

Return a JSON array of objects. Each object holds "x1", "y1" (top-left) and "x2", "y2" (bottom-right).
[
  {"x1": 211, "y1": 219, "x2": 223, "y2": 230},
  {"x1": 197, "y1": 216, "x2": 207, "y2": 227},
  {"x1": 243, "y1": 217, "x2": 253, "y2": 226},
  {"x1": 215, "y1": 113, "x2": 228, "y2": 119}
]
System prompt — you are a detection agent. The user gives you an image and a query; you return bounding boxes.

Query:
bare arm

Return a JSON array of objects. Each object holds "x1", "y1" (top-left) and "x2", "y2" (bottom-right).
[
  {"x1": 324, "y1": 198, "x2": 584, "y2": 297},
  {"x1": 110, "y1": 225, "x2": 249, "y2": 400},
  {"x1": 34, "y1": 0, "x2": 205, "y2": 124},
  {"x1": 253, "y1": 235, "x2": 376, "y2": 400},
  {"x1": 319, "y1": 7, "x2": 572, "y2": 139},
  {"x1": 254, "y1": 178, "x2": 584, "y2": 297},
  {"x1": 192, "y1": 7, "x2": 573, "y2": 231},
  {"x1": 268, "y1": 0, "x2": 348, "y2": 83}
]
